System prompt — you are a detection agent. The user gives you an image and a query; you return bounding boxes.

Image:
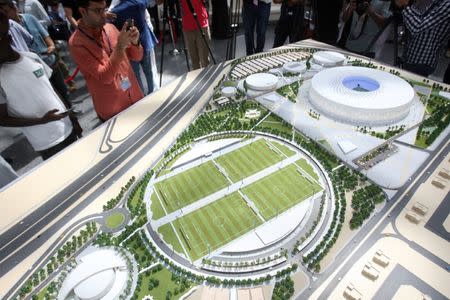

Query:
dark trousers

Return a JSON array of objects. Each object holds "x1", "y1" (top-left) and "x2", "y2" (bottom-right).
[
  {"x1": 273, "y1": 3, "x2": 304, "y2": 48},
  {"x1": 49, "y1": 62, "x2": 69, "y2": 104},
  {"x1": 402, "y1": 63, "x2": 434, "y2": 77},
  {"x1": 147, "y1": 5, "x2": 160, "y2": 37},
  {"x1": 444, "y1": 62, "x2": 450, "y2": 84},
  {"x1": 242, "y1": 0, "x2": 271, "y2": 55},
  {"x1": 39, "y1": 130, "x2": 77, "y2": 160}
]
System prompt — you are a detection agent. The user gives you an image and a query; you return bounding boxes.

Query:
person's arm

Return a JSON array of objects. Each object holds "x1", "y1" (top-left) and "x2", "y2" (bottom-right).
[
  {"x1": 273, "y1": 0, "x2": 283, "y2": 4},
  {"x1": 342, "y1": 0, "x2": 356, "y2": 22},
  {"x1": 126, "y1": 24, "x2": 144, "y2": 62},
  {"x1": 63, "y1": 7, "x2": 78, "y2": 29},
  {"x1": 30, "y1": 0, "x2": 51, "y2": 28},
  {"x1": 367, "y1": 3, "x2": 387, "y2": 28},
  {"x1": 0, "y1": 104, "x2": 67, "y2": 127},
  {"x1": 69, "y1": 24, "x2": 138, "y2": 83},
  {"x1": 29, "y1": 14, "x2": 56, "y2": 54}
]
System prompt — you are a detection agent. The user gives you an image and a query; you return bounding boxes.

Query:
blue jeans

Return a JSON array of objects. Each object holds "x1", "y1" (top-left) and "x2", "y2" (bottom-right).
[
  {"x1": 131, "y1": 50, "x2": 154, "y2": 95},
  {"x1": 242, "y1": 0, "x2": 271, "y2": 55}
]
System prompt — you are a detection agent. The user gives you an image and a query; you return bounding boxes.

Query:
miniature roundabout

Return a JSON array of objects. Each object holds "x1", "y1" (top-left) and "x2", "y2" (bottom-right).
[{"x1": 144, "y1": 131, "x2": 337, "y2": 279}]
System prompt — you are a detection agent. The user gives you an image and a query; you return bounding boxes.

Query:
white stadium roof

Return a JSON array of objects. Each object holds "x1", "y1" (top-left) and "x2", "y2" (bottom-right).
[
  {"x1": 58, "y1": 249, "x2": 128, "y2": 300},
  {"x1": 309, "y1": 66, "x2": 415, "y2": 125}
]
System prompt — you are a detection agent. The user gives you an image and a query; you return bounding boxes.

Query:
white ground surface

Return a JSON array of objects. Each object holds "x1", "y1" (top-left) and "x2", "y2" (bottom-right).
[
  {"x1": 221, "y1": 197, "x2": 312, "y2": 253},
  {"x1": 171, "y1": 139, "x2": 241, "y2": 169},
  {"x1": 255, "y1": 78, "x2": 428, "y2": 188}
]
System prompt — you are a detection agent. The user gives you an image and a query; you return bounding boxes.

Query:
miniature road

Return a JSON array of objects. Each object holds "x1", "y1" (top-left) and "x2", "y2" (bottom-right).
[
  {"x1": 297, "y1": 136, "x2": 450, "y2": 299},
  {"x1": 0, "y1": 63, "x2": 225, "y2": 282}
]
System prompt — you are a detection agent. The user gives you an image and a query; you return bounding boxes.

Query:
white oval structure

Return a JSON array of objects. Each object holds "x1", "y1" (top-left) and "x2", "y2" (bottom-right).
[
  {"x1": 245, "y1": 73, "x2": 278, "y2": 91},
  {"x1": 309, "y1": 66, "x2": 415, "y2": 125},
  {"x1": 58, "y1": 248, "x2": 129, "y2": 300},
  {"x1": 283, "y1": 61, "x2": 306, "y2": 74},
  {"x1": 313, "y1": 51, "x2": 345, "y2": 67},
  {"x1": 221, "y1": 86, "x2": 237, "y2": 97}
]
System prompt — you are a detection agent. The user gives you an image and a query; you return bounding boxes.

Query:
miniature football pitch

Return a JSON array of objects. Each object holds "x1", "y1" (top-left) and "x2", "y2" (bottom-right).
[
  {"x1": 215, "y1": 139, "x2": 294, "y2": 182},
  {"x1": 158, "y1": 192, "x2": 261, "y2": 261},
  {"x1": 242, "y1": 164, "x2": 322, "y2": 220},
  {"x1": 153, "y1": 161, "x2": 229, "y2": 214}
]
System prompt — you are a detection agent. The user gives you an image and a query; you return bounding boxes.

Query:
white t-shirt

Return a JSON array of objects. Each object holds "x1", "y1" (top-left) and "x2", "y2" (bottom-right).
[{"x1": 0, "y1": 52, "x2": 72, "y2": 151}]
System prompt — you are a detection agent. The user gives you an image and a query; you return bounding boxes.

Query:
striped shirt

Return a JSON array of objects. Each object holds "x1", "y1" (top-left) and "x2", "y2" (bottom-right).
[{"x1": 402, "y1": 0, "x2": 450, "y2": 68}]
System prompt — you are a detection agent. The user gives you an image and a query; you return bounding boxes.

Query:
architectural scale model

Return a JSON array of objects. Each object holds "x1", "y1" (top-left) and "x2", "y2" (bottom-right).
[{"x1": 0, "y1": 40, "x2": 449, "y2": 300}]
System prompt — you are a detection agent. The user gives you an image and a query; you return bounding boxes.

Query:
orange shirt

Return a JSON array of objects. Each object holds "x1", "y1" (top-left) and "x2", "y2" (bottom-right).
[{"x1": 69, "y1": 21, "x2": 143, "y2": 121}]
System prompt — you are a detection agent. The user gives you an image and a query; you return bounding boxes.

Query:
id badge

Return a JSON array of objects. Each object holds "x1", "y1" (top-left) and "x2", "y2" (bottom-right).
[{"x1": 120, "y1": 77, "x2": 131, "y2": 91}]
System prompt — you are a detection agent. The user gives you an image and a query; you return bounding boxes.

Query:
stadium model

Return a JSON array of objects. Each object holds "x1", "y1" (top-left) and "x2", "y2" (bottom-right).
[
  {"x1": 1, "y1": 41, "x2": 449, "y2": 300},
  {"x1": 309, "y1": 66, "x2": 415, "y2": 125}
]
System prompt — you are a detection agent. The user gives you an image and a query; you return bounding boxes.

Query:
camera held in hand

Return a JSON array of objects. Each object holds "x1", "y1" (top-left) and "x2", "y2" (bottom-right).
[{"x1": 356, "y1": 0, "x2": 371, "y2": 15}]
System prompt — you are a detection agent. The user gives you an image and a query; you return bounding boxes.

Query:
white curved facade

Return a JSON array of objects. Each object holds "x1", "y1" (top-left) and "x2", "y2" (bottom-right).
[
  {"x1": 309, "y1": 66, "x2": 415, "y2": 126},
  {"x1": 58, "y1": 249, "x2": 129, "y2": 300},
  {"x1": 313, "y1": 51, "x2": 345, "y2": 67},
  {"x1": 283, "y1": 61, "x2": 306, "y2": 74},
  {"x1": 246, "y1": 73, "x2": 278, "y2": 91}
]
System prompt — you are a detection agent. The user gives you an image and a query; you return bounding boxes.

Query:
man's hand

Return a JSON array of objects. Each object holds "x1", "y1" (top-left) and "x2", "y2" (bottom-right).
[
  {"x1": 395, "y1": 0, "x2": 409, "y2": 7},
  {"x1": 40, "y1": 109, "x2": 66, "y2": 123},
  {"x1": 117, "y1": 21, "x2": 140, "y2": 51},
  {"x1": 105, "y1": 11, "x2": 116, "y2": 21},
  {"x1": 348, "y1": 0, "x2": 357, "y2": 13},
  {"x1": 117, "y1": 22, "x2": 134, "y2": 52},
  {"x1": 129, "y1": 25, "x2": 140, "y2": 45},
  {"x1": 47, "y1": 45, "x2": 55, "y2": 54}
]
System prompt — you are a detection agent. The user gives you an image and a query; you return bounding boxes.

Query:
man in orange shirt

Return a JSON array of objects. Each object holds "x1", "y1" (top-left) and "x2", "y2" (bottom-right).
[{"x1": 69, "y1": 0, "x2": 143, "y2": 121}]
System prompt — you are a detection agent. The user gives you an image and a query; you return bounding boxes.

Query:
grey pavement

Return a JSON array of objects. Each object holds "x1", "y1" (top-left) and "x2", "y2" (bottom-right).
[
  {"x1": 373, "y1": 264, "x2": 447, "y2": 300},
  {"x1": 297, "y1": 138, "x2": 450, "y2": 299}
]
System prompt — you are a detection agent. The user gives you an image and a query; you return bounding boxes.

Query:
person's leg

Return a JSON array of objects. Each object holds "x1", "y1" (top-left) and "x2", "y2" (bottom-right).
[
  {"x1": 140, "y1": 51, "x2": 154, "y2": 94},
  {"x1": 184, "y1": 30, "x2": 201, "y2": 70},
  {"x1": 255, "y1": 1, "x2": 271, "y2": 53},
  {"x1": 197, "y1": 26, "x2": 211, "y2": 68},
  {"x1": 131, "y1": 60, "x2": 145, "y2": 94},
  {"x1": 148, "y1": 5, "x2": 160, "y2": 37},
  {"x1": 149, "y1": 48, "x2": 160, "y2": 91},
  {"x1": 402, "y1": 63, "x2": 434, "y2": 77},
  {"x1": 443, "y1": 62, "x2": 450, "y2": 84},
  {"x1": 39, "y1": 130, "x2": 78, "y2": 160},
  {"x1": 273, "y1": 19, "x2": 289, "y2": 48},
  {"x1": 242, "y1": 1, "x2": 257, "y2": 55},
  {"x1": 49, "y1": 62, "x2": 69, "y2": 104}
]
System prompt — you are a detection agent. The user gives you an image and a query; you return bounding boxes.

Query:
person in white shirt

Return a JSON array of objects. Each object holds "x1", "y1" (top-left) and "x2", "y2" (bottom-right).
[
  {"x1": 0, "y1": 12, "x2": 81, "y2": 160},
  {"x1": 16, "y1": 0, "x2": 50, "y2": 27},
  {"x1": 8, "y1": 18, "x2": 32, "y2": 51}
]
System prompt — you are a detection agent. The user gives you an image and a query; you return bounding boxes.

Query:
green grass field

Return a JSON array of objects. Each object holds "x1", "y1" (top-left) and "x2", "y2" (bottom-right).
[
  {"x1": 256, "y1": 114, "x2": 293, "y2": 136},
  {"x1": 136, "y1": 267, "x2": 190, "y2": 300},
  {"x1": 104, "y1": 212, "x2": 125, "y2": 229},
  {"x1": 268, "y1": 140, "x2": 296, "y2": 157},
  {"x1": 242, "y1": 164, "x2": 322, "y2": 220},
  {"x1": 295, "y1": 158, "x2": 319, "y2": 181},
  {"x1": 158, "y1": 223, "x2": 184, "y2": 256},
  {"x1": 151, "y1": 192, "x2": 166, "y2": 220},
  {"x1": 154, "y1": 161, "x2": 229, "y2": 214},
  {"x1": 165, "y1": 192, "x2": 261, "y2": 261},
  {"x1": 215, "y1": 139, "x2": 285, "y2": 182}
]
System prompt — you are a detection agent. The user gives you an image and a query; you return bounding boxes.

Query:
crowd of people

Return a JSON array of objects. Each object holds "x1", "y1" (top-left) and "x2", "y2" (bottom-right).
[{"x1": 0, "y1": 0, "x2": 449, "y2": 188}]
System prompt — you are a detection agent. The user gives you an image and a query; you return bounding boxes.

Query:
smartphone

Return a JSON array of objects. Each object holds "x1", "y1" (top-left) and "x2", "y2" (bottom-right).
[
  {"x1": 126, "y1": 18, "x2": 133, "y2": 31},
  {"x1": 61, "y1": 107, "x2": 75, "y2": 114}
]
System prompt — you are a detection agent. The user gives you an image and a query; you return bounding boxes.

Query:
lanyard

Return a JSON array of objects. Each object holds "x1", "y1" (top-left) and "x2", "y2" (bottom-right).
[{"x1": 77, "y1": 27, "x2": 113, "y2": 55}]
